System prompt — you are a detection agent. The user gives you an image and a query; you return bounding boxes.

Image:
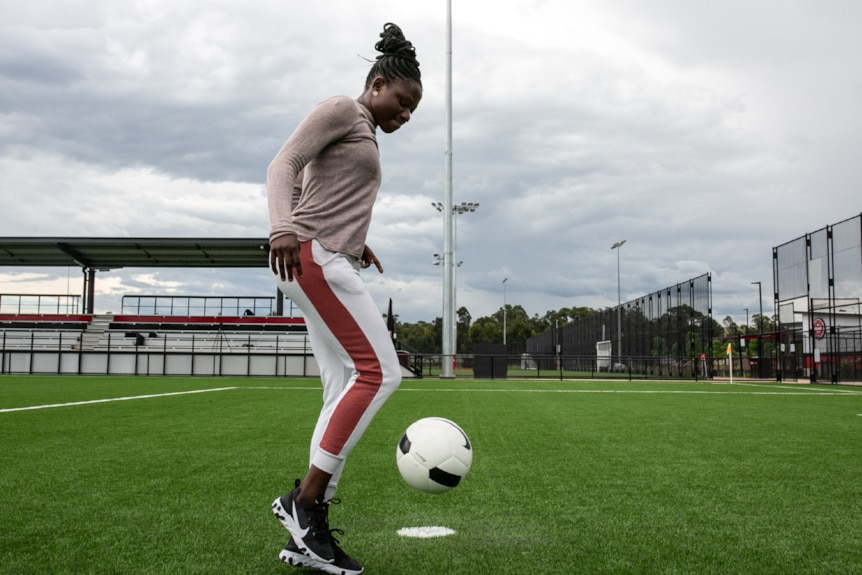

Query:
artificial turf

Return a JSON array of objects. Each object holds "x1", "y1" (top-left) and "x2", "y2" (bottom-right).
[{"x1": 1, "y1": 375, "x2": 860, "y2": 574}]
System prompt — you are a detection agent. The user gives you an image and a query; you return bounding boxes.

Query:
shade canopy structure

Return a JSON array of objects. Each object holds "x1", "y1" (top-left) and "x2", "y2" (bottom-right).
[
  {"x1": 0, "y1": 237, "x2": 269, "y2": 269},
  {"x1": 0, "y1": 237, "x2": 271, "y2": 314}
]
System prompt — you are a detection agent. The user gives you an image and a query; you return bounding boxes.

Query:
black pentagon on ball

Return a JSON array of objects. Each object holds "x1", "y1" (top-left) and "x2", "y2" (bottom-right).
[
  {"x1": 429, "y1": 466, "x2": 462, "y2": 488},
  {"x1": 398, "y1": 433, "x2": 411, "y2": 455}
]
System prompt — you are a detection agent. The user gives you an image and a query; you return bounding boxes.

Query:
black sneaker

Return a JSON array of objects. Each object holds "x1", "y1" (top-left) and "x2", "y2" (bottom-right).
[
  {"x1": 279, "y1": 531, "x2": 364, "y2": 575},
  {"x1": 272, "y1": 480, "x2": 334, "y2": 564}
]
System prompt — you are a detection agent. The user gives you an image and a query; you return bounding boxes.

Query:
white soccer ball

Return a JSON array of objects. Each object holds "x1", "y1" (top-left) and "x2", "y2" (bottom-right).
[{"x1": 396, "y1": 417, "x2": 473, "y2": 494}]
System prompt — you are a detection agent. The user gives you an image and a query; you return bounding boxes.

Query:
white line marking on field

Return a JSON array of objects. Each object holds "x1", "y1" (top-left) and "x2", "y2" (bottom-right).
[
  {"x1": 731, "y1": 382, "x2": 862, "y2": 394},
  {"x1": 4, "y1": 384, "x2": 859, "y2": 414},
  {"x1": 0, "y1": 387, "x2": 237, "y2": 414},
  {"x1": 396, "y1": 388, "x2": 862, "y2": 396},
  {"x1": 397, "y1": 526, "x2": 456, "y2": 538},
  {"x1": 244, "y1": 386, "x2": 321, "y2": 391}
]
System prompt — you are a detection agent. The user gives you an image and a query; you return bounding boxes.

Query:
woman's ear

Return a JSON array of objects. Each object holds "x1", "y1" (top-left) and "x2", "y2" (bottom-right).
[{"x1": 371, "y1": 76, "x2": 385, "y2": 93}]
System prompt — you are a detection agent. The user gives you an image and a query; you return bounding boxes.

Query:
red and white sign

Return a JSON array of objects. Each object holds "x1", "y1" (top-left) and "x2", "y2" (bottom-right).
[{"x1": 812, "y1": 318, "x2": 826, "y2": 339}]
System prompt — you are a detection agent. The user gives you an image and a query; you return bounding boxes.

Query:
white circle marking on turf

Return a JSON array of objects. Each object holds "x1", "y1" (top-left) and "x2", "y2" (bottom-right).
[{"x1": 397, "y1": 526, "x2": 456, "y2": 538}]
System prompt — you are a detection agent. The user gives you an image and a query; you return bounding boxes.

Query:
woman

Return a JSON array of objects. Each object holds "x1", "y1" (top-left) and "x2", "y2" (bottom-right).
[{"x1": 267, "y1": 23, "x2": 422, "y2": 575}]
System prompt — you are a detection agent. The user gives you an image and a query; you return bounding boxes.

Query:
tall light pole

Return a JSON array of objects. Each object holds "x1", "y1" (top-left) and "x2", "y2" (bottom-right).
[
  {"x1": 438, "y1": 0, "x2": 454, "y2": 378},
  {"x1": 452, "y1": 202, "x2": 477, "y2": 313},
  {"x1": 450, "y1": 202, "x2": 478, "y2": 358},
  {"x1": 611, "y1": 240, "x2": 626, "y2": 359},
  {"x1": 752, "y1": 281, "x2": 763, "y2": 377},
  {"x1": 433, "y1": 201, "x2": 479, "y2": 374},
  {"x1": 502, "y1": 277, "x2": 508, "y2": 346}
]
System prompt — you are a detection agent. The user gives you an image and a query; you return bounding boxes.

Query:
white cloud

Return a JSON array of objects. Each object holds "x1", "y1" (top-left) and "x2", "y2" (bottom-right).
[{"x1": 2, "y1": 0, "x2": 861, "y2": 326}]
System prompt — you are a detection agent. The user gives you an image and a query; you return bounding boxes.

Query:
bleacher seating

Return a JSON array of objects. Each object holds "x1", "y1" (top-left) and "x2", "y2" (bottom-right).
[
  {"x1": 0, "y1": 309, "x2": 419, "y2": 378},
  {"x1": 0, "y1": 313, "x2": 310, "y2": 354},
  {"x1": 96, "y1": 315, "x2": 309, "y2": 353},
  {"x1": 0, "y1": 314, "x2": 91, "y2": 350}
]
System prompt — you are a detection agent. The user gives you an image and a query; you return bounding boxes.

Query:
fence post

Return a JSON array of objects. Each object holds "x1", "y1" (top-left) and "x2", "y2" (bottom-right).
[
  {"x1": 247, "y1": 333, "x2": 252, "y2": 377},
  {"x1": 274, "y1": 333, "x2": 280, "y2": 377},
  {"x1": 29, "y1": 331, "x2": 34, "y2": 375}
]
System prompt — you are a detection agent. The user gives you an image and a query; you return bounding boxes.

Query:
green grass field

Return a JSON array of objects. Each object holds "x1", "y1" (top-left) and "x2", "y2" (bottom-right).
[{"x1": 1, "y1": 375, "x2": 861, "y2": 574}]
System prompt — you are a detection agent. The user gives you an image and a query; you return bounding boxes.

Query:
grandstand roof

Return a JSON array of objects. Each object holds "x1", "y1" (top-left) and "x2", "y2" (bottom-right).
[{"x1": 0, "y1": 237, "x2": 270, "y2": 270}]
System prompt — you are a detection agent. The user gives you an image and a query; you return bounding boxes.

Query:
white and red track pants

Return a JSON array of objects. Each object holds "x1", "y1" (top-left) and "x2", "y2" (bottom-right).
[{"x1": 274, "y1": 240, "x2": 402, "y2": 498}]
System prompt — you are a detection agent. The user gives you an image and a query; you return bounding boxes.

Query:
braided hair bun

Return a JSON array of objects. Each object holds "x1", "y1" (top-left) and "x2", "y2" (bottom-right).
[{"x1": 365, "y1": 23, "x2": 421, "y2": 87}]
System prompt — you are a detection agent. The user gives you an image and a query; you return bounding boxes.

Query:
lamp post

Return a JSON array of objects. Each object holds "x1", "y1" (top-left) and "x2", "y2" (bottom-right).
[
  {"x1": 502, "y1": 277, "x2": 508, "y2": 346},
  {"x1": 437, "y1": 0, "x2": 454, "y2": 378},
  {"x1": 451, "y1": 202, "x2": 477, "y2": 357},
  {"x1": 433, "y1": 201, "x2": 479, "y2": 376},
  {"x1": 611, "y1": 240, "x2": 626, "y2": 360},
  {"x1": 751, "y1": 281, "x2": 763, "y2": 377}
]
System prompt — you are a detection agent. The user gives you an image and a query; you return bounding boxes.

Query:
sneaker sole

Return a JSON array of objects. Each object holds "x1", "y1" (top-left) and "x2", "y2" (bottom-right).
[
  {"x1": 271, "y1": 497, "x2": 334, "y2": 564},
  {"x1": 279, "y1": 547, "x2": 314, "y2": 568},
  {"x1": 278, "y1": 548, "x2": 364, "y2": 575}
]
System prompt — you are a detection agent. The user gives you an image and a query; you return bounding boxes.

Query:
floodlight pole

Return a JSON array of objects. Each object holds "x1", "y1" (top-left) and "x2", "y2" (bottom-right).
[
  {"x1": 611, "y1": 240, "x2": 626, "y2": 360},
  {"x1": 434, "y1": 201, "x2": 478, "y2": 372},
  {"x1": 451, "y1": 203, "x2": 477, "y2": 358},
  {"x1": 440, "y1": 0, "x2": 454, "y2": 378}
]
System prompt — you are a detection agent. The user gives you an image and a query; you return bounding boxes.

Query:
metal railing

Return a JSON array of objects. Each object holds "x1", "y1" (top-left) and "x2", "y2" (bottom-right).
[
  {"x1": 0, "y1": 294, "x2": 81, "y2": 314},
  {"x1": 120, "y1": 295, "x2": 299, "y2": 318}
]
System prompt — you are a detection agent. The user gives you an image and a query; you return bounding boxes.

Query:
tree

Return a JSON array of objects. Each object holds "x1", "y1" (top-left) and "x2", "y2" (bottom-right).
[
  {"x1": 722, "y1": 315, "x2": 739, "y2": 337},
  {"x1": 456, "y1": 306, "x2": 471, "y2": 354},
  {"x1": 538, "y1": 306, "x2": 596, "y2": 332},
  {"x1": 395, "y1": 319, "x2": 441, "y2": 353},
  {"x1": 489, "y1": 304, "x2": 533, "y2": 347},
  {"x1": 469, "y1": 316, "x2": 501, "y2": 346}
]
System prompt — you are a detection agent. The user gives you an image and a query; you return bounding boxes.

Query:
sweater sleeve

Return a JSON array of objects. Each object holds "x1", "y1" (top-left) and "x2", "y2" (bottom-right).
[{"x1": 266, "y1": 97, "x2": 358, "y2": 242}]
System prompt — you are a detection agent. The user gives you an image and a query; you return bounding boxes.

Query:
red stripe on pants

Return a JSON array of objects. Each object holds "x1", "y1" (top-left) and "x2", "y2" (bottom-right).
[{"x1": 297, "y1": 242, "x2": 383, "y2": 456}]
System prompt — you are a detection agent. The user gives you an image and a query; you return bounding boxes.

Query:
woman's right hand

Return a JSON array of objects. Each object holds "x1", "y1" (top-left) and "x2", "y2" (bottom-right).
[{"x1": 269, "y1": 234, "x2": 302, "y2": 282}]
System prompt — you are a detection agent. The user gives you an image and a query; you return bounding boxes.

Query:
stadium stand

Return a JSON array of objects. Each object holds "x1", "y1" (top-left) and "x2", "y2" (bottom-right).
[
  {"x1": 0, "y1": 314, "x2": 91, "y2": 350},
  {"x1": 0, "y1": 238, "x2": 418, "y2": 378}
]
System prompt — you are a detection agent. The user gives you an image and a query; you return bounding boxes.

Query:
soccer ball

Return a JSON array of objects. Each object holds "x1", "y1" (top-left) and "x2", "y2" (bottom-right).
[{"x1": 396, "y1": 417, "x2": 473, "y2": 494}]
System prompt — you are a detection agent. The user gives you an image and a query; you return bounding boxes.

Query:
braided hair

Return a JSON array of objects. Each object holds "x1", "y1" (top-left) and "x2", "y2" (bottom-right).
[{"x1": 365, "y1": 23, "x2": 421, "y2": 88}]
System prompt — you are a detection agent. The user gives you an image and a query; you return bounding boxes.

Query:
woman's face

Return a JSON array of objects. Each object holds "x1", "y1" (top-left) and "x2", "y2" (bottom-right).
[{"x1": 371, "y1": 77, "x2": 422, "y2": 133}]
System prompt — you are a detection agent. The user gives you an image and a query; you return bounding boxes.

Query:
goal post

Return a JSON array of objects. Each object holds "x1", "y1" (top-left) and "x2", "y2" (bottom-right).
[{"x1": 596, "y1": 340, "x2": 612, "y2": 372}]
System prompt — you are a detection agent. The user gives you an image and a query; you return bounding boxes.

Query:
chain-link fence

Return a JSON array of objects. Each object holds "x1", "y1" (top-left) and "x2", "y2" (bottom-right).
[
  {"x1": 774, "y1": 213, "x2": 862, "y2": 384},
  {"x1": 525, "y1": 273, "x2": 714, "y2": 379}
]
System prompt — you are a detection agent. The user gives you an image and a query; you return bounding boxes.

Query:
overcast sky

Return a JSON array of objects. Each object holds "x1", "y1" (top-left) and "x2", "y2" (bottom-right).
[{"x1": 1, "y1": 0, "x2": 860, "y2": 325}]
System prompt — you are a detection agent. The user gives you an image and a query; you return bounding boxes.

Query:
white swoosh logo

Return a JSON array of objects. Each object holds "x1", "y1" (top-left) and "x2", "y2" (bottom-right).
[{"x1": 291, "y1": 500, "x2": 310, "y2": 539}]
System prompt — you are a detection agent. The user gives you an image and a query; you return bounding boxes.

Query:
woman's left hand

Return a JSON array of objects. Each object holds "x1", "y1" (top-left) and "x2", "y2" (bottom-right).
[{"x1": 360, "y1": 245, "x2": 384, "y2": 273}]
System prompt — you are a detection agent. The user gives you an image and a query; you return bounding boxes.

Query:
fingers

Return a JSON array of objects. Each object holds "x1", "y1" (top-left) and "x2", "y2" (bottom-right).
[
  {"x1": 361, "y1": 246, "x2": 384, "y2": 274},
  {"x1": 362, "y1": 260, "x2": 384, "y2": 273},
  {"x1": 361, "y1": 255, "x2": 384, "y2": 273},
  {"x1": 279, "y1": 254, "x2": 300, "y2": 282},
  {"x1": 278, "y1": 257, "x2": 298, "y2": 282},
  {"x1": 269, "y1": 238, "x2": 302, "y2": 282},
  {"x1": 269, "y1": 250, "x2": 279, "y2": 277},
  {"x1": 270, "y1": 250, "x2": 288, "y2": 281}
]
